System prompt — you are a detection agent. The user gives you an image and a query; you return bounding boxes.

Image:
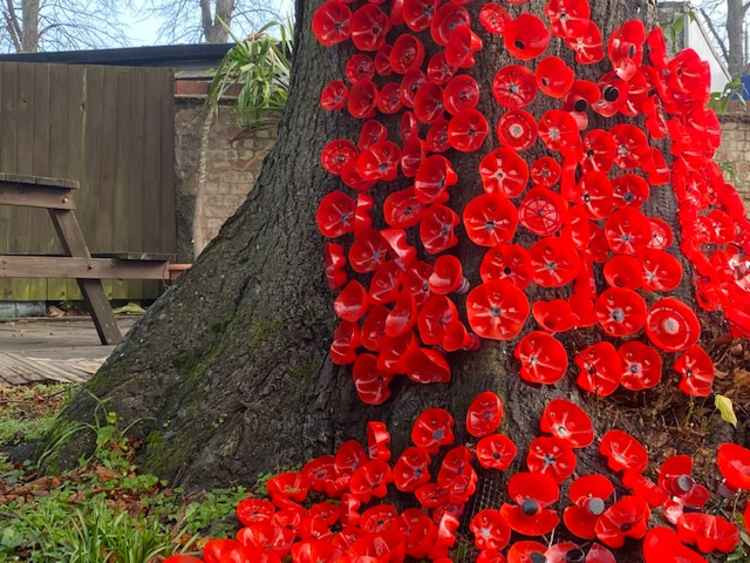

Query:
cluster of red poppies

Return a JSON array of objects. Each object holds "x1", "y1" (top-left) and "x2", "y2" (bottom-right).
[
  {"x1": 163, "y1": 393, "x2": 750, "y2": 562},
  {"x1": 312, "y1": 0, "x2": 750, "y2": 404}
]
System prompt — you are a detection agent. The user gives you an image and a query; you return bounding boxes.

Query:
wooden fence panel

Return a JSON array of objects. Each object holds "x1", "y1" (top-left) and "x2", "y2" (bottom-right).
[{"x1": 0, "y1": 62, "x2": 176, "y2": 301}]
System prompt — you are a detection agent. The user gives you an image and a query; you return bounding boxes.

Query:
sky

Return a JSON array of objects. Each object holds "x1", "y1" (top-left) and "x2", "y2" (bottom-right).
[{"x1": 123, "y1": 0, "x2": 295, "y2": 47}]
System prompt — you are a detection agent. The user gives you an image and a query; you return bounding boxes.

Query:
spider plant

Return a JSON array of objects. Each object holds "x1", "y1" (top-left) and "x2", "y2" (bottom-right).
[{"x1": 207, "y1": 19, "x2": 293, "y2": 130}]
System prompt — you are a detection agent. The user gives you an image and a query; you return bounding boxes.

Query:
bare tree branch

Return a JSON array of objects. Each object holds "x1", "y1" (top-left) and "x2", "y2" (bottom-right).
[{"x1": 700, "y1": 6, "x2": 732, "y2": 64}]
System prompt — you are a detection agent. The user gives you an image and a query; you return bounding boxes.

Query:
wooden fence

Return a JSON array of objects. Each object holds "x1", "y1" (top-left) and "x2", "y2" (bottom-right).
[{"x1": 0, "y1": 62, "x2": 175, "y2": 301}]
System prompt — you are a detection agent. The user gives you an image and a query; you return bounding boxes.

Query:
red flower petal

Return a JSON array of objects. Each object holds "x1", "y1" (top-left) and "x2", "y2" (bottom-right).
[
  {"x1": 717, "y1": 443, "x2": 750, "y2": 491},
  {"x1": 618, "y1": 341, "x2": 662, "y2": 391},
  {"x1": 492, "y1": 65, "x2": 537, "y2": 109},
  {"x1": 504, "y1": 13, "x2": 550, "y2": 60},
  {"x1": 645, "y1": 297, "x2": 701, "y2": 352},
  {"x1": 467, "y1": 279, "x2": 530, "y2": 341},
  {"x1": 575, "y1": 342, "x2": 622, "y2": 397},
  {"x1": 526, "y1": 436, "x2": 577, "y2": 482},
  {"x1": 466, "y1": 391, "x2": 504, "y2": 438},
  {"x1": 540, "y1": 399, "x2": 594, "y2": 448},
  {"x1": 463, "y1": 193, "x2": 519, "y2": 247},
  {"x1": 515, "y1": 331, "x2": 568, "y2": 384},
  {"x1": 599, "y1": 429, "x2": 648, "y2": 473}
]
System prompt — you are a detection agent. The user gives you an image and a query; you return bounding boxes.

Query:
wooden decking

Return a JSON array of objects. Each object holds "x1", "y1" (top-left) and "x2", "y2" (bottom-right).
[{"x1": 0, "y1": 317, "x2": 138, "y2": 384}]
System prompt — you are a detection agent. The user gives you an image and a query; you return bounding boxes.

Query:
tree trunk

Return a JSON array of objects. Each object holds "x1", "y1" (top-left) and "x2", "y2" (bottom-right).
[
  {"x1": 727, "y1": 0, "x2": 745, "y2": 78},
  {"x1": 48, "y1": 0, "x2": 743, "y2": 537},
  {"x1": 202, "y1": 0, "x2": 235, "y2": 43},
  {"x1": 21, "y1": 0, "x2": 39, "y2": 52}
]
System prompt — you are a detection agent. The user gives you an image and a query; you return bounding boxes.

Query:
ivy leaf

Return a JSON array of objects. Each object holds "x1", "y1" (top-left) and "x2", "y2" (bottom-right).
[{"x1": 715, "y1": 394, "x2": 738, "y2": 428}]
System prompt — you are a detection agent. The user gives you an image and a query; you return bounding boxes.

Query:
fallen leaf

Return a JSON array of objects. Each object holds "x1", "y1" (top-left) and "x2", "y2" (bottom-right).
[{"x1": 715, "y1": 394, "x2": 738, "y2": 428}]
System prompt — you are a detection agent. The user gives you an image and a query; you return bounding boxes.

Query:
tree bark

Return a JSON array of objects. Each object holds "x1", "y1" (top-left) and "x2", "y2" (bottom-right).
[
  {"x1": 20, "y1": 0, "x2": 39, "y2": 52},
  {"x1": 47, "y1": 1, "x2": 743, "y2": 542},
  {"x1": 727, "y1": 0, "x2": 745, "y2": 78},
  {"x1": 201, "y1": 0, "x2": 235, "y2": 43}
]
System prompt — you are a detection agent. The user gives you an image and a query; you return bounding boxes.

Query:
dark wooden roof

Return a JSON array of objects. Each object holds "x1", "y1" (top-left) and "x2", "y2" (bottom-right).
[{"x1": 0, "y1": 44, "x2": 234, "y2": 69}]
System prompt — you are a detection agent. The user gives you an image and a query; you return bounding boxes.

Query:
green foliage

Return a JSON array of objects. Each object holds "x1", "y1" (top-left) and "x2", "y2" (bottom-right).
[
  {"x1": 207, "y1": 20, "x2": 293, "y2": 130},
  {"x1": 709, "y1": 77, "x2": 748, "y2": 114}
]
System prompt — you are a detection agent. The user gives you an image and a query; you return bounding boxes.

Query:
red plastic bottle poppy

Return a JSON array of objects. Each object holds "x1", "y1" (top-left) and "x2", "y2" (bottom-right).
[
  {"x1": 575, "y1": 171, "x2": 614, "y2": 219},
  {"x1": 426, "y1": 51, "x2": 457, "y2": 85},
  {"x1": 320, "y1": 138, "x2": 357, "y2": 175},
  {"x1": 330, "y1": 321, "x2": 361, "y2": 365},
  {"x1": 658, "y1": 455, "x2": 711, "y2": 525},
  {"x1": 316, "y1": 191, "x2": 356, "y2": 238},
  {"x1": 603, "y1": 255, "x2": 644, "y2": 289},
  {"x1": 447, "y1": 108, "x2": 489, "y2": 152},
  {"x1": 526, "y1": 436, "x2": 577, "y2": 482},
  {"x1": 545, "y1": 0, "x2": 591, "y2": 38},
  {"x1": 479, "y1": 147, "x2": 529, "y2": 198},
  {"x1": 563, "y1": 474, "x2": 615, "y2": 539},
  {"x1": 466, "y1": 279, "x2": 530, "y2": 341},
  {"x1": 349, "y1": 229, "x2": 389, "y2": 273},
  {"x1": 532, "y1": 299, "x2": 576, "y2": 333},
  {"x1": 564, "y1": 18, "x2": 605, "y2": 65},
  {"x1": 352, "y1": 353, "x2": 393, "y2": 405},
  {"x1": 350, "y1": 4, "x2": 389, "y2": 51},
  {"x1": 530, "y1": 156, "x2": 562, "y2": 187},
  {"x1": 466, "y1": 391, "x2": 504, "y2": 438},
  {"x1": 470, "y1": 509, "x2": 511, "y2": 552},
  {"x1": 645, "y1": 297, "x2": 701, "y2": 352},
  {"x1": 675, "y1": 345, "x2": 715, "y2": 397},
  {"x1": 347, "y1": 79, "x2": 377, "y2": 119},
  {"x1": 539, "y1": 399, "x2": 594, "y2": 448},
  {"x1": 717, "y1": 443, "x2": 750, "y2": 491},
  {"x1": 604, "y1": 208, "x2": 652, "y2": 255},
  {"x1": 384, "y1": 187, "x2": 425, "y2": 229},
  {"x1": 676, "y1": 513, "x2": 740, "y2": 554},
  {"x1": 599, "y1": 429, "x2": 648, "y2": 473},
  {"x1": 500, "y1": 472, "x2": 560, "y2": 536},
  {"x1": 529, "y1": 236, "x2": 582, "y2": 288},
  {"x1": 390, "y1": 33, "x2": 425, "y2": 74},
  {"x1": 479, "y1": 3, "x2": 511, "y2": 35},
  {"x1": 357, "y1": 120, "x2": 387, "y2": 150},
  {"x1": 607, "y1": 19, "x2": 646, "y2": 81},
  {"x1": 349, "y1": 459, "x2": 391, "y2": 503},
  {"x1": 581, "y1": 129, "x2": 616, "y2": 174},
  {"x1": 443, "y1": 74, "x2": 480, "y2": 115},
  {"x1": 504, "y1": 13, "x2": 550, "y2": 60},
  {"x1": 480, "y1": 244, "x2": 533, "y2": 288},
  {"x1": 345, "y1": 54, "x2": 375, "y2": 84},
  {"x1": 428, "y1": 255, "x2": 468, "y2": 295},
  {"x1": 519, "y1": 187, "x2": 567, "y2": 236},
  {"x1": 496, "y1": 110, "x2": 538, "y2": 151},
  {"x1": 618, "y1": 341, "x2": 662, "y2": 391},
  {"x1": 492, "y1": 65, "x2": 537, "y2": 109},
  {"x1": 538, "y1": 109, "x2": 581, "y2": 155},
  {"x1": 445, "y1": 24, "x2": 483, "y2": 68},
  {"x1": 430, "y1": 3, "x2": 469, "y2": 46},
  {"x1": 420, "y1": 204, "x2": 459, "y2": 255},
  {"x1": 417, "y1": 294, "x2": 459, "y2": 346},
  {"x1": 392, "y1": 447, "x2": 431, "y2": 492},
  {"x1": 476, "y1": 433, "x2": 518, "y2": 471},
  {"x1": 366, "y1": 420, "x2": 391, "y2": 462},
  {"x1": 594, "y1": 287, "x2": 647, "y2": 337},
  {"x1": 413, "y1": 83, "x2": 445, "y2": 124},
  {"x1": 375, "y1": 82, "x2": 403, "y2": 114},
  {"x1": 463, "y1": 193, "x2": 519, "y2": 247},
  {"x1": 411, "y1": 407, "x2": 455, "y2": 454},
  {"x1": 334, "y1": 280, "x2": 369, "y2": 322},
  {"x1": 356, "y1": 140, "x2": 401, "y2": 182},
  {"x1": 320, "y1": 80, "x2": 349, "y2": 111},
  {"x1": 643, "y1": 527, "x2": 707, "y2": 563},
  {"x1": 402, "y1": 0, "x2": 437, "y2": 31},
  {"x1": 536, "y1": 56, "x2": 575, "y2": 98},
  {"x1": 515, "y1": 331, "x2": 568, "y2": 384},
  {"x1": 312, "y1": 1, "x2": 352, "y2": 47},
  {"x1": 415, "y1": 155, "x2": 457, "y2": 204},
  {"x1": 595, "y1": 496, "x2": 650, "y2": 549},
  {"x1": 641, "y1": 249, "x2": 683, "y2": 292},
  {"x1": 575, "y1": 342, "x2": 622, "y2": 397}
]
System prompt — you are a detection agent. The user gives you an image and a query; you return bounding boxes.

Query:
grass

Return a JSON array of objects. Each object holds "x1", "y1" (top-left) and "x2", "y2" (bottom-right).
[{"x1": 0, "y1": 383, "x2": 247, "y2": 562}]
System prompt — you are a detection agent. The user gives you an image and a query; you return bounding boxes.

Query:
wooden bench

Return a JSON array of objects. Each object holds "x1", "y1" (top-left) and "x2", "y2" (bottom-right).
[{"x1": 0, "y1": 173, "x2": 189, "y2": 345}]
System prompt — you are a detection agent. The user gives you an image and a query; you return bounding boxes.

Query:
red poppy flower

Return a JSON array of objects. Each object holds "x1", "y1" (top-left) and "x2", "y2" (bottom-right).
[
  {"x1": 411, "y1": 407, "x2": 455, "y2": 454},
  {"x1": 514, "y1": 331, "x2": 568, "y2": 385},
  {"x1": 605, "y1": 208, "x2": 652, "y2": 255},
  {"x1": 163, "y1": 556, "x2": 205, "y2": 563},
  {"x1": 367, "y1": 263, "x2": 399, "y2": 306},
  {"x1": 466, "y1": 391, "x2": 504, "y2": 438},
  {"x1": 676, "y1": 513, "x2": 740, "y2": 554},
  {"x1": 330, "y1": 321, "x2": 361, "y2": 365},
  {"x1": 320, "y1": 80, "x2": 349, "y2": 111},
  {"x1": 417, "y1": 294, "x2": 458, "y2": 346},
  {"x1": 595, "y1": 287, "x2": 647, "y2": 337},
  {"x1": 349, "y1": 229, "x2": 389, "y2": 273},
  {"x1": 443, "y1": 74, "x2": 479, "y2": 115},
  {"x1": 530, "y1": 156, "x2": 561, "y2": 187},
  {"x1": 538, "y1": 110, "x2": 580, "y2": 155},
  {"x1": 471, "y1": 509, "x2": 511, "y2": 552},
  {"x1": 506, "y1": 541, "x2": 548, "y2": 563},
  {"x1": 365, "y1": 421, "x2": 391, "y2": 462},
  {"x1": 347, "y1": 79, "x2": 377, "y2": 119},
  {"x1": 618, "y1": 341, "x2": 662, "y2": 391},
  {"x1": 590, "y1": 72, "x2": 627, "y2": 118},
  {"x1": 428, "y1": 255, "x2": 468, "y2": 296},
  {"x1": 401, "y1": 508, "x2": 438, "y2": 559},
  {"x1": 430, "y1": 2, "x2": 469, "y2": 46},
  {"x1": 467, "y1": 279, "x2": 530, "y2": 341},
  {"x1": 496, "y1": 110, "x2": 538, "y2": 151},
  {"x1": 575, "y1": 342, "x2": 622, "y2": 397},
  {"x1": 561, "y1": 80, "x2": 599, "y2": 130},
  {"x1": 237, "y1": 498, "x2": 276, "y2": 527},
  {"x1": 476, "y1": 434, "x2": 518, "y2": 470},
  {"x1": 392, "y1": 447, "x2": 431, "y2": 492},
  {"x1": 536, "y1": 56, "x2": 575, "y2": 99},
  {"x1": 463, "y1": 193, "x2": 519, "y2": 247},
  {"x1": 320, "y1": 138, "x2": 357, "y2": 176},
  {"x1": 426, "y1": 51, "x2": 457, "y2": 85},
  {"x1": 479, "y1": 147, "x2": 529, "y2": 198},
  {"x1": 389, "y1": 33, "x2": 425, "y2": 75},
  {"x1": 599, "y1": 429, "x2": 648, "y2": 473},
  {"x1": 612, "y1": 175, "x2": 649, "y2": 211},
  {"x1": 504, "y1": 13, "x2": 550, "y2": 60},
  {"x1": 519, "y1": 188, "x2": 567, "y2": 237},
  {"x1": 413, "y1": 83, "x2": 445, "y2": 124},
  {"x1": 385, "y1": 291, "x2": 417, "y2": 338},
  {"x1": 675, "y1": 345, "x2": 715, "y2": 397},
  {"x1": 316, "y1": 191, "x2": 355, "y2": 239},
  {"x1": 529, "y1": 236, "x2": 582, "y2": 287},
  {"x1": 377, "y1": 332, "x2": 418, "y2": 374},
  {"x1": 401, "y1": 260, "x2": 433, "y2": 306},
  {"x1": 607, "y1": 19, "x2": 645, "y2": 81},
  {"x1": 345, "y1": 54, "x2": 375, "y2": 85},
  {"x1": 658, "y1": 455, "x2": 710, "y2": 524},
  {"x1": 399, "y1": 69, "x2": 427, "y2": 109},
  {"x1": 384, "y1": 187, "x2": 425, "y2": 229},
  {"x1": 645, "y1": 297, "x2": 700, "y2": 352},
  {"x1": 717, "y1": 443, "x2": 750, "y2": 491},
  {"x1": 357, "y1": 120, "x2": 386, "y2": 150},
  {"x1": 420, "y1": 204, "x2": 459, "y2": 254},
  {"x1": 622, "y1": 470, "x2": 667, "y2": 508},
  {"x1": 415, "y1": 155, "x2": 457, "y2": 204},
  {"x1": 357, "y1": 140, "x2": 401, "y2": 182},
  {"x1": 580, "y1": 130, "x2": 616, "y2": 175},
  {"x1": 267, "y1": 470, "x2": 309, "y2": 508},
  {"x1": 479, "y1": 3, "x2": 511, "y2": 35},
  {"x1": 500, "y1": 472, "x2": 560, "y2": 536},
  {"x1": 641, "y1": 249, "x2": 683, "y2": 292},
  {"x1": 611, "y1": 124, "x2": 650, "y2": 169},
  {"x1": 425, "y1": 116, "x2": 450, "y2": 152},
  {"x1": 402, "y1": 0, "x2": 437, "y2": 31},
  {"x1": 480, "y1": 244, "x2": 533, "y2": 288},
  {"x1": 595, "y1": 496, "x2": 650, "y2": 549},
  {"x1": 564, "y1": 18, "x2": 605, "y2": 64},
  {"x1": 437, "y1": 445, "x2": 475, "y2": 483},
  {"x1": 643, "y1": 527, "x2": 707, "y2": 563},
  {"x1": 349, "y1": 459, "x2": 391, "y2": 503},
  {"x1": 545, "y1": 0, "x2": 591, "y2": 38},
  {"x1": 375, "y1": 82, "x2": 403, "y2": 114},
  {"x1": 492, "y1": 65, "x2": 537, "y2": 109},
  {"x1": 447, "y1": 108, "x2": 489, "y2": 152},
  {"x1": 204, "y1": 539, "x2": 258, "y2": 563},
  {"x1": 532, "y1": 299, "x2": 576, "y2": 333},
  {"x1": 334, "y1": 280, "x2": 369, "y2": 322},
  {"x1": 540, "y1": 399, "x2": 594, "y2": 448},
  {"x1": 563, "y1": 475, "x2": 615, "y2": 539},
  {"x1": 350, "y1": 4, "x2": 389, "y2": 51},
  {"x1": 312, "y1": 1, "x2": 352, "y2": 47},
  {"x1": 445, "y1": 24, "x2": 483, "y2": 68},
  {"x1": 647, "y1": 217, "x2": 674, "y2": 250},
  {"x1": 527, "y1": 436, "x2": 577, "y2": 482},
  {"x1": 602, "y1": 255, "x2": 643, "y2": 290},
  {"x1": 352, "y1": 353, "x2": 393, "y2": 405},
  {"x1": 399, "y1": 138, "x2": 424, "y2": 177}
]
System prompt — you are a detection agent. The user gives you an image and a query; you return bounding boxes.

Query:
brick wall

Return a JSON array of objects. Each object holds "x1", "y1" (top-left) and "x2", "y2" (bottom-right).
[
  {"x1": 174, "y1": 96, "x2": 277, "y2": 261},
  {"x1": 716, "y1": 112, "x2": 750, "y2": 210}
]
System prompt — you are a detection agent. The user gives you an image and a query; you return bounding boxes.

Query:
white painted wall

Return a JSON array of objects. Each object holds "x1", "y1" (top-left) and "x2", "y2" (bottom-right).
[{"x1": 686, "y1": 17, "x2": 731, "y2": 92}]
